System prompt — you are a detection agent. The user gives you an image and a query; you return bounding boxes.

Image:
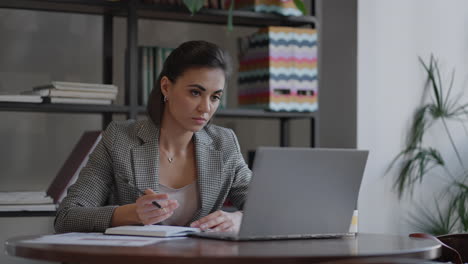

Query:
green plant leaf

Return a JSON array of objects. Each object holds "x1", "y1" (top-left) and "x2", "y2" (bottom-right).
[
  {"x1": 455, "y1": 193, "x2": 468, "y2": 231},
  {"x1": 444, "y1": 69, "x2": 456, "y2": 110},
  {"x1": 293, "y1": 0, "x2": 307, "y2": 15},
  {"x1": 408, "y1": 199, "x2": 457, "y2": 235},
  {"x1": 420, "y1": 55, "x2": 467, "y2": 169},
  {"x1": 407, "y1": 105, "x2": 430, "y2": 148},
  {"x1": 455, "y1": 182, "x2": 468, "y2": 191},
  {"x1": 183, "y1": 0, "x2": 204, "y2": 15},
  {"x1": 449, "y1": 187, "x2": 468, "y2": 232},
  {"x1": 419, "y1": 56, "x2": 442, "y2": 111},
  {"x1": 393, "y1": 146, "x2": 445, "y2": 198},
  {"x1": 451, "y1": 102, "x2": 468, "y2": 116},
  {"x1": 440, "y1": 117, "x2": 466, "y2": 171}
]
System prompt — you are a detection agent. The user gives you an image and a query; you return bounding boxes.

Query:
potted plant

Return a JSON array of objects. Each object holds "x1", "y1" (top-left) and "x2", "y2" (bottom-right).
[{"x1": 389, "y1": 55, "x2": 468, "y2": 235}]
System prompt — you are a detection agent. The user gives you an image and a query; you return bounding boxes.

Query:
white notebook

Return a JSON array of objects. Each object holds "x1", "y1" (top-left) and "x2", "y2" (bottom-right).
[{"x1": 105, "y1": 225, "x2": 200, "y2": 237}]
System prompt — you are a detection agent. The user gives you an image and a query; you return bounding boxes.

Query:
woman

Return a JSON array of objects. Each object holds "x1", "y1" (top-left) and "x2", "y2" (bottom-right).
[{"x1": 54, "y1": 40, "x2": 252, "y2": 233}]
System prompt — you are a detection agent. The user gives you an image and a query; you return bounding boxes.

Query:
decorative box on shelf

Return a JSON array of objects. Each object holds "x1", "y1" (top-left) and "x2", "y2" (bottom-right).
[
  {"x1": 238, "y1": 26, "x2": 318, "y2": 112},
  {"x1": 229, "y1": 0, "x2": 303, "y2": 16}
]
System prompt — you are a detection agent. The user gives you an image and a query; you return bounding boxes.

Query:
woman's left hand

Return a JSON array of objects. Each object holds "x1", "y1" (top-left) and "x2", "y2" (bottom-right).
[{"x1": 190, "y1": 210, "x2": 242, "y2": 232}]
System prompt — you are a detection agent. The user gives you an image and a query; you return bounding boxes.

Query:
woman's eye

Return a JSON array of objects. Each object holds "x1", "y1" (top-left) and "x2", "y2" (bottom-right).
[
  {"x1": 212, "y1": 95, "x2": 221, "y2": 101},
  {"x1": 191, "y1": 90, "x2": 201, "y2": 96}
]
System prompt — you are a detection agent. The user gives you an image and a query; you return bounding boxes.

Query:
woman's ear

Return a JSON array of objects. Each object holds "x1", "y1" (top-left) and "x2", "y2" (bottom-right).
[{"x1": 160, "y1": 76, "x2": 171, "y2": 97}]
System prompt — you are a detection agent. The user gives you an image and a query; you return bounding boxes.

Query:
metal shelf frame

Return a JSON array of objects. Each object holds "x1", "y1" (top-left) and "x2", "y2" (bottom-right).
[
  {"x1": 0, "y1": 0, "x2": 318, "y2": 146},
  {"x1": 0, "y1": 0, "x2": 316, "y2": 26}
]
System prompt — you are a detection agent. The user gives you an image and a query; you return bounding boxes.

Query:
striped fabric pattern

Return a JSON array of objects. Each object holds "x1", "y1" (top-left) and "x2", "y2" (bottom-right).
[{"x1": 238, "y1": 26, "x2": 318, "y2": 112}]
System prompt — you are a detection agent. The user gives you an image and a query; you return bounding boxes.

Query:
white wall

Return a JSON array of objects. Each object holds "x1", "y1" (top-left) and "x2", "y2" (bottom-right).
[{"x1": 357, "y1": 0, "x2": 468, "y2": 234}]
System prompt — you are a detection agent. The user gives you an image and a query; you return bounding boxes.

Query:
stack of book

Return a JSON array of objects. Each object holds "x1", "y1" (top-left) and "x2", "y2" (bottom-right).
[
  {"x1": 138, "y1": 46, "x2": 174, "y2": 105},
  {"x1": 30, "y1": 81, "x2": 118, "y2": 105},
  {"x1": 0, "y1": 191, "x2": 55, "y2": 212},
  {"x1": 0, "y1": 131, "x2": 102, "y2": 213}
]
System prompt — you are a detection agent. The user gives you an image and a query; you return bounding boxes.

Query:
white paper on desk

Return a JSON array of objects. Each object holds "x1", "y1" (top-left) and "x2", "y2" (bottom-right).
[{"x1": 22, "y1": 232, "x2": 185, "y2": 247}]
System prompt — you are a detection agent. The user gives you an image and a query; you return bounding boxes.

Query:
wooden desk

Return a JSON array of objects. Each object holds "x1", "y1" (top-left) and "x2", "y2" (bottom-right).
[{"x1": 5, "y1": 233, "x2": 440, "y2": 264}]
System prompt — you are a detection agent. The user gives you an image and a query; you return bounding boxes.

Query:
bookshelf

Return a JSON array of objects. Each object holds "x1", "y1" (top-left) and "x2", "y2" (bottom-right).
[
  {"x1": 0, "y1": 0, "x2": 317, "y2": 147},
  {"x1": 0, "y1": 211, "x2": 56, "y2": 217},
  {"x1": 0, "y1": 102, "x2": 130, "y2": 113},
  {"x1": 0, "y1": 0, "x2": 315, "y2": 26}
]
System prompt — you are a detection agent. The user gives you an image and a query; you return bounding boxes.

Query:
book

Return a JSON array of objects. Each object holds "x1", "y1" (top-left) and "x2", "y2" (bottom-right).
[
  {"x1": 105, "y1": 225, "x2": 200, "y2": 237},
  {"x1": 47, "y1": 131, "x2": 102, "y2": 203},
  {"x1": 43, "y1": 97, "x2": 112, "y2": 105},
  {"x1": 135, "y1": 46, "x2": 174, "y2": 105},
  {"x1": 0, "y1": 191, "x2": 53, "y2": 205},
  {"x1": 0, "y1": 191, "x2": 55, "y2": 212},
  {"x1": 140, "y1": 46, "x2": 147, "y2": 105},
  {"x1": 0, "y1": 204, "x2": 56, "y2": 212},
  {"x1": 209, "y1": 0, "x2": 219, "y2": 8},
  {"x1": 34, "y1": 81, "x2": 118, "y2": 93},
  {"x1": 0, "y1": 94, "x2": 42, "y2": 103},
  {"x1": 148, "y1": 47, "x2": 154, "y2": 105},
  {"x1": 31, "y1": 89, "x2": 117, "y2": 100}
]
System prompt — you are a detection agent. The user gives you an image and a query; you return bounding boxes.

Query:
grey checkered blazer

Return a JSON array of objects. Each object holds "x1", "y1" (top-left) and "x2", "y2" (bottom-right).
[{"x1": 54, "y1": 119, "x2": 252, "y2": 233}]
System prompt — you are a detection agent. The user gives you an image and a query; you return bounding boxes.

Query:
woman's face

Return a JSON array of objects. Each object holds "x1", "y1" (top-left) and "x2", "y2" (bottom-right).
[{"x1": 161, "y1": 67, "x2": 225, "y2": 132}]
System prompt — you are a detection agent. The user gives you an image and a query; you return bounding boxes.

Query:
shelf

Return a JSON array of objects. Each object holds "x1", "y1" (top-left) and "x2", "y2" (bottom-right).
[
  {"x1": 137, "y1": 107, "x2": 315, "y2": 146},
  {"x1": 0, "y1": 102, "x2": 130, "y2": 114},
  {"x1": 0, "y1": 0, "x2": 125, "y2": 16},
  {"x1": 0, "y1": 211, "x2": 56, "y2": 217},
  {"x1": 0, "y1": 0, "x2": 316, "y2": 27},
  {"x1": 137, "y1": 106, "x2": 315, "y2": 119},
  {"x1": 215, "y1": 108, "x2": 316, "y2": 119},
  {"x1": 0, "y1": 103, "x2": 316, "y2": 119},
  {"x1": 137, "y1": 4, "x2": 316, "y2": 27},
  {"x1": 0, "y1": 0, "x2": 317, "y2": 147}
]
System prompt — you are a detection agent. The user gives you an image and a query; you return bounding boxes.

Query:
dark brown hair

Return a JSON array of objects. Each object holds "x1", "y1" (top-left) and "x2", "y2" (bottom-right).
[{"x1": 147, "y1": 40, "x2": 232, "y2": 125}]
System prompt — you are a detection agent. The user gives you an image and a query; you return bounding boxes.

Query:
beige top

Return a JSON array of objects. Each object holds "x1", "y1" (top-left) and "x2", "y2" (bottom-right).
[{"x1": 160, "y1": 182, "x2": 200, "y2": 226}]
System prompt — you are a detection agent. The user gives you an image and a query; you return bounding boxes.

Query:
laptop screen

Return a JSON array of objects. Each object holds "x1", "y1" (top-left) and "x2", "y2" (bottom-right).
[{"x1": 239, "y1": 147, "x2": 369, "y2": 238}]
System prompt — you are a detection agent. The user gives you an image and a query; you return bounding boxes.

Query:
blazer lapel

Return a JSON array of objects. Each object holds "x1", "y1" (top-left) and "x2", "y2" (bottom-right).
[
  {"x1": 130, "y1": 122, "x2": 222, "y2": 223},
  {"x1": 190, "y1": 129, "x2": 223, "y2": 222},
  {"x1": 131, "y1": 120, "x2": 160, "y2": 193}
]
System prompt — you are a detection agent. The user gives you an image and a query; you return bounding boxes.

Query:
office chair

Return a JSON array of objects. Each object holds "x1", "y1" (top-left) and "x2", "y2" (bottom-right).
[
  {"x1": 320, "y1": 257, "x2": 439, "y2": 264},
  {"x1": 410, "y1": 233, "x2": 468, "y2": 264},
  {"x1": 436, "y1": 233, "x2": 468, "y2": 263}
]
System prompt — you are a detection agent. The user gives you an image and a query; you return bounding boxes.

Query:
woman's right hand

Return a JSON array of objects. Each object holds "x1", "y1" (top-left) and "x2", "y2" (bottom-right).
[{"x1": 135, "y1": 189, "x2": 179, "y2": 225}]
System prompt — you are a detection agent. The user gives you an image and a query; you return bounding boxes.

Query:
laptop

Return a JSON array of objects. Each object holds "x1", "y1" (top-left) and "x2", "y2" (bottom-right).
[{"x1": 191, "y1": 147, "x2": 369, "y2": 241}]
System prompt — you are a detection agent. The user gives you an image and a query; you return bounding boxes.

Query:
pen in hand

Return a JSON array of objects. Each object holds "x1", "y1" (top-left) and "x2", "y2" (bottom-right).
[{"x1": 114, "y1": 174, "x2": 163, "y2": 209}]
